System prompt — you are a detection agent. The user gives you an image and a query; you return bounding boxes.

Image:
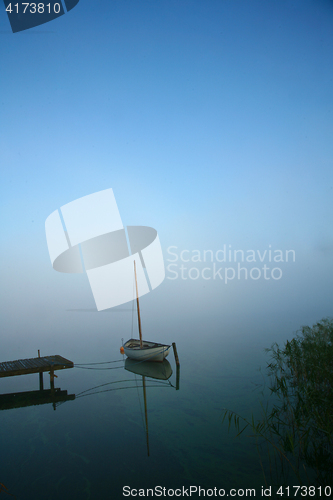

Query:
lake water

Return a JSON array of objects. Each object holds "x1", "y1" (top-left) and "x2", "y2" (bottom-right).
[{"x1": 0, "y1": 304, "x2": 325, "y2": 499}]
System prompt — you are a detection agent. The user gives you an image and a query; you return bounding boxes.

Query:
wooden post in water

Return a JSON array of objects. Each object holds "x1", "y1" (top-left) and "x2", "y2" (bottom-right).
[
  {"x1": 175, "y1": 365, "x2": 180, "y2": 391},
  {"x1": 38, "y1": 350, "x2": 43, "y2": 390},
  {"x1": 172, "y1": 342, "x2": 180, "y2": 366},
  {"x1": 172, "y1": 342, "x2": 180, "y2": 390}
]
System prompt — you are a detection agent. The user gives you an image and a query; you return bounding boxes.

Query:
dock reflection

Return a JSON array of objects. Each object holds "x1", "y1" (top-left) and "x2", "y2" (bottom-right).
[
  {"x1": 0, "y1": 355, "x2": 180, "y2": 454},
  {"x1": 0, "y1": 388, "x2": 75, "y2": 411}
]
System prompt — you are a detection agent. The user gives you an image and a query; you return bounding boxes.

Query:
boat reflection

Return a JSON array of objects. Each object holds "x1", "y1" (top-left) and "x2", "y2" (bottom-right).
[
  {"x1": 124, "y1": 359, "x2": 173, "y2": 457},
  {"x1": 124, "y1": 358, "x2": 173, "y2": 380}
]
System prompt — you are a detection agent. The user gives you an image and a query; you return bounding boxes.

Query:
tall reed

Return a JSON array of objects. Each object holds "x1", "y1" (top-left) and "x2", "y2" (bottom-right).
[{"x1": 223, "y1": 318, "x2": 333, "y2": 488}]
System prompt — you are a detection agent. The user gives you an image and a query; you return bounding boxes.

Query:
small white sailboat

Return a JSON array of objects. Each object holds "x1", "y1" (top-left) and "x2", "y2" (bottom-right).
[{"x1": 122, "y1": 261, "x2": 170, "y2": 362}]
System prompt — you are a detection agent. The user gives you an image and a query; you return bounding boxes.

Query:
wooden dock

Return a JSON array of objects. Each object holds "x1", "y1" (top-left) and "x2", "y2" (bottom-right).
[{"x1": 0, "y1": 355, "x2": 74, "y2": 378}]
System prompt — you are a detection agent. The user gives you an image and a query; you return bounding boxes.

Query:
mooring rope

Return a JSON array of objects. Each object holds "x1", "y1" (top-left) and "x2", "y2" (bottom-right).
[
  {"x1": 76, "y1": 378, "x2": 135, "y2": 397},
  {"x1": 74, "y1": 365, "x2": 124, "y2": 370},
  {"x1": 75, "y1": 360, "x2": 123, "y2": 366}
]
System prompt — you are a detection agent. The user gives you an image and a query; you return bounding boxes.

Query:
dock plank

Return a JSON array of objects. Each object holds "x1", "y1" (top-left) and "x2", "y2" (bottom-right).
[{"x1": 0, "y1": 355, "x2": 74, "y2": 378}]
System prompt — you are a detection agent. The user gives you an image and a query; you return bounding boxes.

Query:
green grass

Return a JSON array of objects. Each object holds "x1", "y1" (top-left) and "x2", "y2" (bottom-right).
[{"x1": 223, "y1": 318, "x2": 333, "y2": 489}]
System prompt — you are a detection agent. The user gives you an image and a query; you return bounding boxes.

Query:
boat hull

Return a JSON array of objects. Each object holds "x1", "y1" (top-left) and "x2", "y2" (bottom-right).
[{"x1": 123, "y1": 339, "x2": 171, "y2": 362}]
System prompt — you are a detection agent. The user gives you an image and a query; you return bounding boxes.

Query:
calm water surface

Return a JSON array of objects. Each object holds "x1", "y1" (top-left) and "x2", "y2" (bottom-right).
[{"x1": 0, "y1": 309, "x2": 309, "y2": 499}]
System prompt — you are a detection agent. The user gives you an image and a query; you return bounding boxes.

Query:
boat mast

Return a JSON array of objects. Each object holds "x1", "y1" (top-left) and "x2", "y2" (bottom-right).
[{"x1": 134, "y1": 260, "x2": 143, "y2": 348}]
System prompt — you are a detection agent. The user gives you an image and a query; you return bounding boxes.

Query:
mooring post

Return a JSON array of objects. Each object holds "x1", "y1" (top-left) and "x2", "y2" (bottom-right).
[
  {"x1": 172, "y1": 342, "x2": 180, "y2": 391},
  {"x1": 176, "y1": 365, "x2": 180, "y2": 391},
  {"x1": 172, "y1": 342, "x2": 180, "y2": 366}
]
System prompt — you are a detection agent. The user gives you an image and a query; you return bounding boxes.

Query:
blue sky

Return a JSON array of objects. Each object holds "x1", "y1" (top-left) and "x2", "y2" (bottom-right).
[{"x1": 0, "y1": 0, "x2": 332, "y2": 354}]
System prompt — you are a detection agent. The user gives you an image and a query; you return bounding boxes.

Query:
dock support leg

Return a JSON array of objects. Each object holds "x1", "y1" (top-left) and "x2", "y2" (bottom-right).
[
  {"x1": 39, "y1": 372, "x2": 44, "y2": 391},
  {"x1": 50, "y1": 369, "x2": 54, "y2": 392}
]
